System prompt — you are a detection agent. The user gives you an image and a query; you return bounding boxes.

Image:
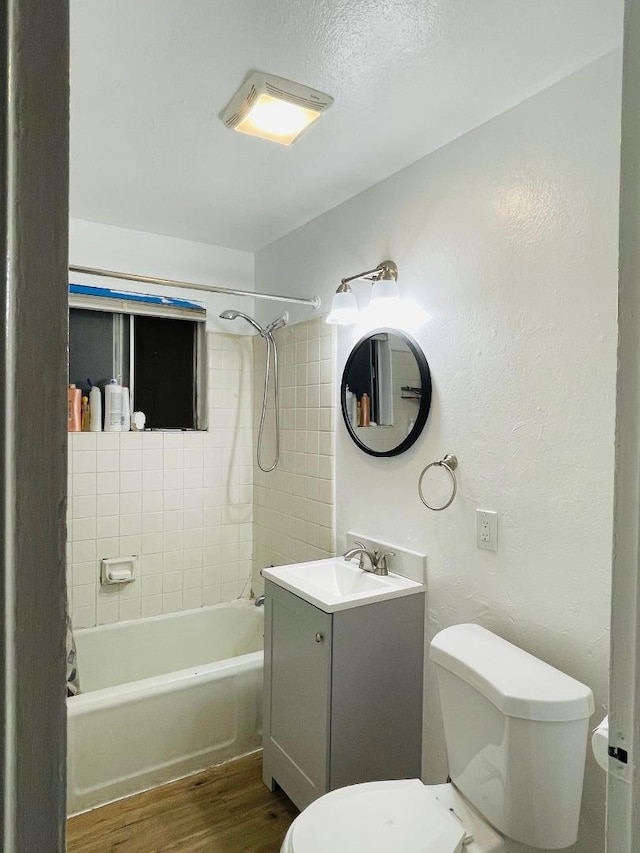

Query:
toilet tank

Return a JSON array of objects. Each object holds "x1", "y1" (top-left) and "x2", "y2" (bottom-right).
[{"x1": 430, "y1": 624, "x2": 594, "y2": 850}]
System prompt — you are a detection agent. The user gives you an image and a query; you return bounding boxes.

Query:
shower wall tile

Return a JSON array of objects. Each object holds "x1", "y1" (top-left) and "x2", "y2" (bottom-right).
[
  {"x1": 252, "y1": 318, "x2": 336, "y2": 592},
  {"x1": 68, "y1": 332, "x2": 254, "y2": 628},
  {"x1": 68, "y1": 321, "x2": 336, "y2": 627}
]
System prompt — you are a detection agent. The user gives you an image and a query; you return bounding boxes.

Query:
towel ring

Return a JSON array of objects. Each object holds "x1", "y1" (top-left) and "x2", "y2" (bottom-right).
[{"x1": 418, "y1": 454, "x2": 458, "y2": 511}]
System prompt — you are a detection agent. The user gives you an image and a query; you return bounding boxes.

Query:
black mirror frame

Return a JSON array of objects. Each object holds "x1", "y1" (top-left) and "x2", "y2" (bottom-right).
[{"x1": 340, "y1": 328, "x2": 432, "y2": 458}]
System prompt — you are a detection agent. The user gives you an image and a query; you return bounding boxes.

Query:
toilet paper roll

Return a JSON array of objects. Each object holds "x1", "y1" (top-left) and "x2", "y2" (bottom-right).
[{"x1": 592, "y1": 716, "x2": 609, "y2": 771}]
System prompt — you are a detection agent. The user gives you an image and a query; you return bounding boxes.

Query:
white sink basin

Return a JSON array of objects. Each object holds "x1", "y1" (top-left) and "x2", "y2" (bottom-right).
[{"x1": 262, "y1": 557, "x2": 424, "y2": 613}]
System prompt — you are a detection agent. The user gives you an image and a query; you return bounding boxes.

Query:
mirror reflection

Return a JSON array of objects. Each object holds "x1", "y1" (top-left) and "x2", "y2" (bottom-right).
[{"x1": 341, "y1": 329, "x2": 431, "y2": 456}]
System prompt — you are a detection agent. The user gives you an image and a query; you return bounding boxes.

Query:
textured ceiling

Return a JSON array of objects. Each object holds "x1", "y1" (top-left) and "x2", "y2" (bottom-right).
[{"x1": 70, "y1": 0, "x2": 622, "y2": 252}]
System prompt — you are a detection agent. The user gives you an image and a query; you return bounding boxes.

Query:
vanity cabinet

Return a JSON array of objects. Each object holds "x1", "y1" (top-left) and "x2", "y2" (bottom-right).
[{"x1": 263, "y1": 579, "x2": 425, "y2": 811}]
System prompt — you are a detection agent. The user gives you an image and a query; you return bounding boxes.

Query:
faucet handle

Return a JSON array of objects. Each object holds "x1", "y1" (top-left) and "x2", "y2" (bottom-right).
[{"x1": 375, "y1": 551, "x2": 396, "y2": 575}]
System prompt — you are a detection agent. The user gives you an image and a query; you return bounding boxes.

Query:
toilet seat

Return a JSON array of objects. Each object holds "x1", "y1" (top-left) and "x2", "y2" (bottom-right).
[{"x1": 284, "y1": 779, "x2": 467, "y2": 853}]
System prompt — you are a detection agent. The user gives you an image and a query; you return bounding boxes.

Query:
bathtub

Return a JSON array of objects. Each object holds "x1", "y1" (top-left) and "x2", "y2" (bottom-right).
[{"x1": 67, "y1": 600, "x2": 264, "y2": 815}]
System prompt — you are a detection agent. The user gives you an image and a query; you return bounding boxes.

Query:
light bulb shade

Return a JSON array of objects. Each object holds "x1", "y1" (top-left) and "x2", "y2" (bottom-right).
[
  {"x1": 370, "y1": 278, "x2": 400, "y2": 305},
  {"x1": 326, "y1": 288, "x2": 359, "y2": 325},
  {"x1": 234, "y1": 94, "x2": 321, "y2": 145}
]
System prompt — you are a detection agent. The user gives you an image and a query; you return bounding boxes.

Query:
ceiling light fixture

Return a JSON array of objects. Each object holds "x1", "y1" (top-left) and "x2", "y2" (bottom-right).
[
  {"x1": 326, "y1": 260, "x2": 399, "y2": 325},
  {"x1": 221, "y1": 71, "x2": 334, "y2": 146}
]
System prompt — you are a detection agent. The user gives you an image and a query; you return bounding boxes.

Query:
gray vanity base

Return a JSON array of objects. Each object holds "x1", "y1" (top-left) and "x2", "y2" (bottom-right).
[{"x1": 263, "y1": 579, "x2": 425, "y2": 811}]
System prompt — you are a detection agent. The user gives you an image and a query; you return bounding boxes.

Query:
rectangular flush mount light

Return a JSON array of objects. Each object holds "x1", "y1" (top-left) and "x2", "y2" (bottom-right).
[{"x1": 221, "y1": 71, "x2": 333, "y2": 145}]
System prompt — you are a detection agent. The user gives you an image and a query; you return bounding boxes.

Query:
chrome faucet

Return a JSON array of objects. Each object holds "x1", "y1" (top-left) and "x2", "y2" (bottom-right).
[
  {"x1": 343, "y1": 545, "x2": 377, "y2": 572},
  {"x1": 343, "y1": 541, "x2": 396, "y2": 576}
]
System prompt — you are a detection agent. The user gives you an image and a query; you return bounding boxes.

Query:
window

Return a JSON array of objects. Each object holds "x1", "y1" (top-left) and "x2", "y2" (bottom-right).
[{"x1": 69, "y1": 285, "x2": 207, "y2": 430}]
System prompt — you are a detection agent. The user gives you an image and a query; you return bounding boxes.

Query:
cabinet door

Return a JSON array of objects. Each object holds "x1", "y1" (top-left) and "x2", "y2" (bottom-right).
[{"x1": 264, "y1": 582, "x2": 332, "y2": 808}]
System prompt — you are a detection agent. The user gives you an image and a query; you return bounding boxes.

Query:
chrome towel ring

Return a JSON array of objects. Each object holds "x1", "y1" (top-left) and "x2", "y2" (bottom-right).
[{"x1": 418, "y1": 454, "x2": 458, "y2": 511}]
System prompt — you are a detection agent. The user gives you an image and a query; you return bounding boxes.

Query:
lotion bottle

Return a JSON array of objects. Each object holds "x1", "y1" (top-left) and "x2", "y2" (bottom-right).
[
  {"x1": 89, "y1": 384, "x2": 102, "y2": 432},
  {"x1": 67, "y1": 384, "x2": 81, "y2": 432},
  {"x1": 361, "y1": 392, "x2": 371, "y2": 427},
  {"x1": 104, "y1": 379, "x2": 123, "y2": 432}
]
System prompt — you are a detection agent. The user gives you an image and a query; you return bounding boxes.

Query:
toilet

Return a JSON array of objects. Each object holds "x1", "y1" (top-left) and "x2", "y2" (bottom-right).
[{"x1": 280, "y1": 623, "x2": 595, "y2": 853}]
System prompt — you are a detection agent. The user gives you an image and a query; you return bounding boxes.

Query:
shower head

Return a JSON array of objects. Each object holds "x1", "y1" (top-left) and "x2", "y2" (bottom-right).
[
  {"x1": 265, "y1": 312, "x2": 288, "y2": 336},
  {"x1": 219, "y1": 309, "x2": 266, "y2": 336},
  {"x1": 219, "y1": 309, "x2": 288, "y2": 337},
  {"x1": 220, "y1": 307, "x2": 285, "y2": 473}
]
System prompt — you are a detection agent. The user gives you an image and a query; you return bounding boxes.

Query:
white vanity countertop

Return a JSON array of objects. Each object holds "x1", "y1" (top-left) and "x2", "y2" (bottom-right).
[{"x1": 262, "y1": 557, "x2": 425, "y2": 613}]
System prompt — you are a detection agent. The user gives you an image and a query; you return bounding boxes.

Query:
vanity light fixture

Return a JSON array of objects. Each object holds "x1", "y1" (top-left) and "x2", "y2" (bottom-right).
[
  {"x1": 220, "y1": 71, "x2": 334, "y2": 146},
  {"x1": 326, "y1": 260, "x2": 399, "y2": 325}
]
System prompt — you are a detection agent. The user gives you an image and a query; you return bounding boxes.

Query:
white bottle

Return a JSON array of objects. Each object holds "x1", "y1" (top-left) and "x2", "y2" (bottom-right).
[
  {"x1": 131, "y1": 411, "x2": 146, "y2": 431},
  {"x1": 104, "y1": 379, "x2": 123, "y2": 432},
  {"x1": 121, "y1": 387, "x2": 131, "y2": 432},
  {"x1": 89, "y1": 385, "x2": 102, "y2": 432},
  {"x1": 345, "y1": 386, "x2": 354, "y2": 425}
]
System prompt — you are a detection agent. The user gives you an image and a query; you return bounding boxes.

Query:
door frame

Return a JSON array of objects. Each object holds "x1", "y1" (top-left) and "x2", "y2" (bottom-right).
[{"x1": 0, "y1": 1, "x2": 69, "y2": 849}]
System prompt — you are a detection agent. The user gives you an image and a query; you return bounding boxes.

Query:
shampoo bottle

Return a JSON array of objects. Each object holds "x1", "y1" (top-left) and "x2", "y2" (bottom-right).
[
  {"x1": 67, "y1": 384, "x2": 81, "y2": 432},
  {"x1": 89, "y1": 384, "x2": 102, "y2": 432},
  {"x1": 81, "y1": 396, "x2": 90, "y2": 431},
  {"x1": 104, "y1": 379, "x2": 123, "y2": 432}
]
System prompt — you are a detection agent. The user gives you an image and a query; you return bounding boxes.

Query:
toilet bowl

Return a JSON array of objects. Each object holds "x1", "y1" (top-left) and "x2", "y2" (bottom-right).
[
  {"x1": 280, "y1": 779, "x2": 505, "y2": 853},
  {"x1": 279, "y1": 624, "x2": 594, "y2": 853}
]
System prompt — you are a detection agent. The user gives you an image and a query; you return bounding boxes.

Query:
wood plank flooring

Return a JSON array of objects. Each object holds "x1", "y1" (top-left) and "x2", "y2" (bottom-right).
[{"x1": 67, "y1": 751, "x2": 298, "y2": 853}]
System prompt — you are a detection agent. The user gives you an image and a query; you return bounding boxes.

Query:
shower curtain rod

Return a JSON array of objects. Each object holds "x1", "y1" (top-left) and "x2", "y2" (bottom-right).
[{"x1": 68, "y1": 264, "x2": 322, "y2": 310}]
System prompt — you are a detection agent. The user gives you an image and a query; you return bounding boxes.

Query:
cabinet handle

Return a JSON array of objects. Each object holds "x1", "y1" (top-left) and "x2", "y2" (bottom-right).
[{"x1": 315, "y1": 632, "x2": 324, "y2": 643}]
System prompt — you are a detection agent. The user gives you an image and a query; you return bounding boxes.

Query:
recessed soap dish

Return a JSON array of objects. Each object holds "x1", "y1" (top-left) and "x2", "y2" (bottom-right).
[{"x1": 101, "y1": 556, "x2": 137, "y2": 585}]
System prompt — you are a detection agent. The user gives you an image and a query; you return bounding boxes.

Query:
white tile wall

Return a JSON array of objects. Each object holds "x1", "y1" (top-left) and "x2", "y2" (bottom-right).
[
  {"x1": 252, "y1": 318, "x2": 336, "y2": 590},
  {"x1": 68, "y1": 322, "x2": 336, "y2": 626},
  {"x1": 67, "y1": 333, "x2": 254, "y2": 628}
]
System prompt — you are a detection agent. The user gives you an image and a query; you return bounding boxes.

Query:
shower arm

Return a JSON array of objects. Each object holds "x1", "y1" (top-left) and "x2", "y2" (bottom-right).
[
  {"x1": 68, "y1": 264, "x2": 322, "y2": 310},
  {"x1": 340, "y1": 260, "x2": 398, "y2": 287}
]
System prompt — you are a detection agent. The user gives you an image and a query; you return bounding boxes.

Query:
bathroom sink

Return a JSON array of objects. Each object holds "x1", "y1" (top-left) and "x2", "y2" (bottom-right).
[{"x1": 262, "y1": 557, "x2": 424, "y2": 613}]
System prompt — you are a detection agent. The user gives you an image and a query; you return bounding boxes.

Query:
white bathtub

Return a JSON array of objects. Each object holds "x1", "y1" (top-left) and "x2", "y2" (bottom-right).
[{"x1": 67, "y1": 600, "x2": 264, "y2": 815}]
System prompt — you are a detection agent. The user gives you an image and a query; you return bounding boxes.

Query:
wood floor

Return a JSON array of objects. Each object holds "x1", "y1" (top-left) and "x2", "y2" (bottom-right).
[{"x1": 67, "y1": 751, "x2": 298, "y2": 853}]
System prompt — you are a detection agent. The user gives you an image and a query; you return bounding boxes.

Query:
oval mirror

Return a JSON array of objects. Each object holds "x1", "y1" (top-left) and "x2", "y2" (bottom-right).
[{"x1": 340, "y1": 329, "x2": 432, "y2": 457}]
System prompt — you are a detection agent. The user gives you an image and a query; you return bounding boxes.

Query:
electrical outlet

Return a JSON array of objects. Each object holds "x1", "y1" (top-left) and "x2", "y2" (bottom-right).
[{"x1": 476, "y1": 510, "x2": 498, "y2": 552}]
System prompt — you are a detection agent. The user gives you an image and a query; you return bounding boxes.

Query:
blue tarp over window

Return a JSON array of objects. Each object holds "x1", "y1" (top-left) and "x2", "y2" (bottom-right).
[{"x1": 69, "y1": 283, "x2": 205, "y2": 313}]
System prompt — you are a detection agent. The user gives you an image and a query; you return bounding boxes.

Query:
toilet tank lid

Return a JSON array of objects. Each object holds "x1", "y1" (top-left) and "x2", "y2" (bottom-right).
[{"x1": 430, "y1": 624, "x2": 595, "y2": 722}]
